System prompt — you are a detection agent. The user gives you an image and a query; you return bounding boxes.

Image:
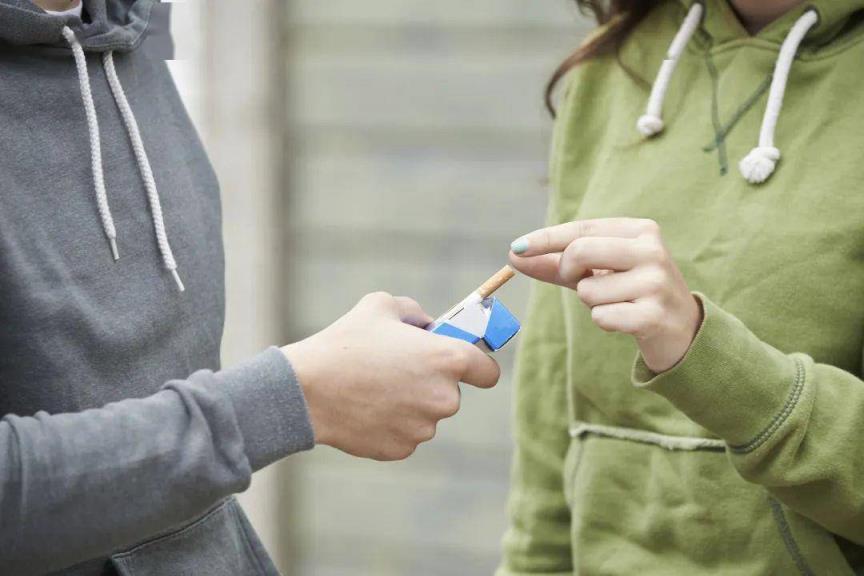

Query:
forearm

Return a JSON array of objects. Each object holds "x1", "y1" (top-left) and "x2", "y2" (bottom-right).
[
  {"x1": 634, "y1": 295, "x2": 864, "y2": 543},
  {"x1": 0, "y1": 347, "x2": 313, "y2": 575}
]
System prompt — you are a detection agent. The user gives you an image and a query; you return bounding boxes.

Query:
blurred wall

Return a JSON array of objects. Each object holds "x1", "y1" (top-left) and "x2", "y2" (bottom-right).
[
  {"x1": 171, "y1": 1, "x2": 589, "y2": 574},
  {"x1": 282, "y1": 2, "x2": 587, "y2": 575},
  {"x1": 169, "y1": 0, "x2": 295, "y2": 570}
]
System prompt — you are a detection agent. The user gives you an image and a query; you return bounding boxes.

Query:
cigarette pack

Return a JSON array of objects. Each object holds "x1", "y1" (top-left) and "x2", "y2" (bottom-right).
[{"x1": 428, "y1": 295, "x2": 520, "y2": 353}]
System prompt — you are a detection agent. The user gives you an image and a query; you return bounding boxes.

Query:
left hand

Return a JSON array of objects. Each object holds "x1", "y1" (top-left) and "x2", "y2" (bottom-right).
[{"x1": 509, "y1": 217, "x2": 703, "y2": 373}]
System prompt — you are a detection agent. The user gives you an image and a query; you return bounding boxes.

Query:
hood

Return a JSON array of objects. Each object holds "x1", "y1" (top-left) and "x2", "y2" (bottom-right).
[
  {"x1": 678, "y1": 0, "x2": 864, "y2": 46},
  {"x1": 637, "y1": 0, "x2": 864, "y2": 185},
  {"x1": 0, "y1": 0, "x2": 157, "y2": 51}
]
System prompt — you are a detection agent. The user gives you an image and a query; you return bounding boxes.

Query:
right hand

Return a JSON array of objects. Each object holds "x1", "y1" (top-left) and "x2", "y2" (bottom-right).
[{"x1": 282, "y1": 292, "x2": 500, "y2": 461}]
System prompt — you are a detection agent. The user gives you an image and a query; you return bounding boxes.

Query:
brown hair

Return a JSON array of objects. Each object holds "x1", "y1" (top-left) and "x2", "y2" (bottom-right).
[{"x1": 546, "y1": 0, "x2": 659, "y2": 116}]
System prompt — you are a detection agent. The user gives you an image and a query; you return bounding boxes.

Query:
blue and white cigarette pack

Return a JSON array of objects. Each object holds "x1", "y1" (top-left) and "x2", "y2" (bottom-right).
[{"x1": 428, "y1": 294, "x2": 520, "y2": 352}]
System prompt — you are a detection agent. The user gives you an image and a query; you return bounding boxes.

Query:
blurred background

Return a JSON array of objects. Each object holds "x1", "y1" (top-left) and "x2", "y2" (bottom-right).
[{"x1": 168, "y1": 1, "x2": 589, "y2": 574}]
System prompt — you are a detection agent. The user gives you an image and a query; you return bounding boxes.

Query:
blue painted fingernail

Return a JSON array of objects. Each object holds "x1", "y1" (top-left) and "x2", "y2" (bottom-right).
[{"x1": 511, "y1": 238, "x2": 529, "y2": 255}]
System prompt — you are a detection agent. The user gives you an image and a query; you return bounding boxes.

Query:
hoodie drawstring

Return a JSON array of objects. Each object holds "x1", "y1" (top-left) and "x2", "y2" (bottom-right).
[
  {"x1": 638, "y1": 6, "x2": 819, "y2": 185},
  {"x1": 61, "y1": 26, "x2": 119, "y2": 261},
  {"x1": 103, "y1": 52, "x2": 184, "y2": 292},
  {"x1": 738, "y1": 10, "x2": 819, "y2": 184},
  {"x1": 637, "y1": 2, "x2": 703, "y2": 137},
  {"x1": 61, "y1": 26, "x2": 184, "y2": 292}
]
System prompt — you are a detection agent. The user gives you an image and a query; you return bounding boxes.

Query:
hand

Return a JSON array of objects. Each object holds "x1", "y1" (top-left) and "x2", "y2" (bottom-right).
[
  {"x1": 509, "y1": 218, "x2": 702, "y2": 373},
  {"x1": 282, "y1": 292, "x2": 500, "y2": 461}
]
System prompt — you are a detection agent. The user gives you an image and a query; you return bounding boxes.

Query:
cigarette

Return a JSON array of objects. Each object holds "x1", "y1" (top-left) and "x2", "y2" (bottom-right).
[{"x1": 477, "y1": 265, "x2": 516, "y2": 299}]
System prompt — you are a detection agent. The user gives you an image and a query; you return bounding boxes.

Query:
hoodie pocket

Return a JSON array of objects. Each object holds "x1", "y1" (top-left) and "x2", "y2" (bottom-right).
[
  {"x1": 563, "y1": 425, "x2": 856, "y2": 575},
  {"x1": 110, "y1": 498, "x2": 279, "y2": 576}
]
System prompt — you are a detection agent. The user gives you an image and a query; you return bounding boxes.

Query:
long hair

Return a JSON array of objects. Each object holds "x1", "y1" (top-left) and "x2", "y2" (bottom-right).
[{"x1": 546, "y1": 0, "x2": 659, "y2": 116}]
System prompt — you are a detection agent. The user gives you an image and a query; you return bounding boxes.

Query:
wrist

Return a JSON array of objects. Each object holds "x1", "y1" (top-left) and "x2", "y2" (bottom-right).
[
  {"x1": 640, "y1": 294, "x2": 704, "y2": 374},
  {"x1": 282, "y1": 340, "x2": 334, "y2": 447}
]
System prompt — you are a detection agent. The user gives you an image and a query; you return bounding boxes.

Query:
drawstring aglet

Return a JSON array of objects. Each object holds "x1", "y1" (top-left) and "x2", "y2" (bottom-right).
[
  {"x1": 170, "y1": 268, "x2": 185, "y2": 293},
  {"x1": 109, "y1": 238, "x2": 119, "y2": 261}
]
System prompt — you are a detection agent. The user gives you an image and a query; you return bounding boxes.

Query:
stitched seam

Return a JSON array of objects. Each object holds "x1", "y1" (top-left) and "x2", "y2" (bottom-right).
[
  {"x1": 698, "y1": 31, "x2": 864, "y2": 60},
  {"x1": 704, "y1": 49, "x2": 728, "y2": 175},
  {"x1": 570, "y1": 422, "x2": 726, "y2": 451},
  {"x1": 702, "y1": 73, "x2": 772, "y2": 152},
  {"x1": 111, "y1": 498, "x2": 233, "y2": 560},
  {"x1": 230, "y1": 499, "x2": 270, "y2": 576},
  {"x1": 730, "y1": 357, "x2": 806, "y2": 454},
  {"x1": 769, "y1": 497, "x2": 816, "y2": 576}
]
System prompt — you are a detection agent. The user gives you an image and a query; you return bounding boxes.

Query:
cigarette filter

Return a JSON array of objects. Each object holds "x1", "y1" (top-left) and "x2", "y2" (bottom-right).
[{"x1": 427, "y1": 266, "x2": 521, "y2": 352}]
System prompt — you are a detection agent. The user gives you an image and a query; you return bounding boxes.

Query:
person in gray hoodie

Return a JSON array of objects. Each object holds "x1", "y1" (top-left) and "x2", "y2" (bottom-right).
[{"x1": 0, "y1": 1, "x2": 502, "y2": 575}]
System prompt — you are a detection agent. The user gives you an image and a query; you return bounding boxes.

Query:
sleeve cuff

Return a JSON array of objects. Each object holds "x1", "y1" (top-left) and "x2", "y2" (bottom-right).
[
  {"x1": 219, "y1": 347, "x2": 315, "y2": 470},
  {"x1": 631, "y1": 293, "x2": 804, "y2": 449}
]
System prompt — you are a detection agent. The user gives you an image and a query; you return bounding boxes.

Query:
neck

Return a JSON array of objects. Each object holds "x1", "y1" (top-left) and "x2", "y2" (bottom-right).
[
  {"x1": 729, "y1": 0, "x2": 806, "y2": 34},
  {"x1": 31, "y1": 0, "x2": 80, "y2": 12}
]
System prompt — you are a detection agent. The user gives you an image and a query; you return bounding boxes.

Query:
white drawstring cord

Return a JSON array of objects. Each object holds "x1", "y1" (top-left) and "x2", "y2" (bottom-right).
[
  {"x1": 637, "y1": 3, "x2": 703, "y2": 137},
  {"x1": 739, "y1": 10, "x2": 819, "y2": 184},
  {"x1": 61, "y1": 26, "x2": 119, "y2": 261},
  {"x1": 62, "y1": 26, "x2": 184, "y2": 292},
  {"x1": 102, "y1": 52, "x2": 185, "y2": 292}
]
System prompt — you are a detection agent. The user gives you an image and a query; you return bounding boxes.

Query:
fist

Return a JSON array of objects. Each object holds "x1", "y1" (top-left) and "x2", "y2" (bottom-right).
[
  {"x1": 509, "y1": 218, "x2": 702, "y2": 373},
  {"x1": 283, "y1": 292, "x2": 500, "y2": 460}
]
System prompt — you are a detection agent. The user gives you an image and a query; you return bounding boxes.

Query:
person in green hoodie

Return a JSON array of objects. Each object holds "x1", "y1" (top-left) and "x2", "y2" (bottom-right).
[{"x1": 498, "y1": 0, "x2": 864, "y2": 574}]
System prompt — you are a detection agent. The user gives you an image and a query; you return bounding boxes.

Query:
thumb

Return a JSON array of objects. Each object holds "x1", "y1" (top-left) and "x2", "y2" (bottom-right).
[
  {"x1": 508, "y1": 251, "x2": 567, "y2": 287},
  {"x1": 453, "y1": 341, "x2": 501, "y2": 389}
]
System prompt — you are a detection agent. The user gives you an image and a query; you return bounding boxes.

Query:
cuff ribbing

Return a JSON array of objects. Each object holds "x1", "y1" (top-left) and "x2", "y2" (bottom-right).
[
  {"x1": 632, "y1": 293, "x2": 803, "y2": 449},
  {"x1": 220, "y1": 347, "x2": 315, "y2": 471}
]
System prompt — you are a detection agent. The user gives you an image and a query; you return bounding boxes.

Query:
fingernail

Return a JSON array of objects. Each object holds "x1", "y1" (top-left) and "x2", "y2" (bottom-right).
[{"x1": 510, "y1": 237, "x2": 529, "y2": 255}]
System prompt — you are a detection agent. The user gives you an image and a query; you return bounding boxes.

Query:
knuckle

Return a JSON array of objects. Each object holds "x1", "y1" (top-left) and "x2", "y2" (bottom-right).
[
  {"x1": 576, "y1": 279, "x2": 596, "y2": 305},
  {"x1": 643, "y1": 269, "x2": 667, "y2": 294},
  {"x1": 590, "y1": 306, "x2": 614, "y2": 331},
  {"x1": 430, "y1": 385, "x2": 460, "y2": 417},
  {"x1": 373, "y1": 445, "x2": 399, "y2": 462},
  {"x1": 639, "y1": 218, "x2": 661, "y2": 236},
  {"x1": 640, "y1": 238, "x2": 666, "y2": 262},
  {"x1": 442, "y1": 392, "x2": 461, "y2": 417},
  {"x1": 419, "y1": 423, "x2": 437, "y2": 442},
  {"x1": 568, "y1": 239, "x2": 587, "y2": 263},
  {"x1": 540, "y1": 228, "x2": 553, "y2": 251},
  {"x1": 575, "y1": 220, "x2": 595, "y2": 238},
  {"x1": 451, "y1": 342, "x2": 475, "y2": 375},
  {"x1": 383, "y1": 440, "x2": 416, "y2": 461},
  {"x1": 361, "y1": 291, "x2": 393, "y2": 306},
  {"x1": 634, "y1": 304, "x2": 664, "y2": 336}
]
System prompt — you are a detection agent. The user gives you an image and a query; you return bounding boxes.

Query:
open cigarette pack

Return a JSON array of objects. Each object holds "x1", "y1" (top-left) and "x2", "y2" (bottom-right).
[{"x1": 427, "y1": 266, "x2": 521, "y2": 353}]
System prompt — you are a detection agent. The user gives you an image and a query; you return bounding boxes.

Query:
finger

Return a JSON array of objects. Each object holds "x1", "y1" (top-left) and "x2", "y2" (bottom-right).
[
  {"x1": 590, "y1": 301, "x2": 661, "y2": 337},
  {"x1": 576, "y1": 269, "x2": 649, "y2": 307},
  {"x1": 559, "y1": 237, "x2": 645, "y2": 283},
  {"x1": 454, "y1": 342, "x2": 501, "y2": 389},
  {"x1": 356, "y1": 291, "x2": 398, "y2": 316},
  {"x1": 511, "y1": 218, "x2": 659, "y2": 257},
  {"x1": 508, "y1": 252, "x2": 567, "y2": 285},
  {"x1": 394, "y1": 296, "x2": 434, "y2": 327},
  {"x1": 428, "y1": 381, "x2": 461, "y2": 419}
]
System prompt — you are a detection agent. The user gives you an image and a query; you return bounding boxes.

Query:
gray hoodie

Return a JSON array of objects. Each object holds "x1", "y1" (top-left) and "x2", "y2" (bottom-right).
[{"x1": 0, "y1": 1, "x2": 314, "y2": 574}]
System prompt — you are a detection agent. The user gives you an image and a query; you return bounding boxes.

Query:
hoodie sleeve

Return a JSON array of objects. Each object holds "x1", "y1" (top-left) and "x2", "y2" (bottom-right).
[
  {"x1": 0, "y1": 346, "x2": 315, "y2": 575},
  {"x1": 632, "y1": 294, "x2": 864, "y2": 545},
  {"x1": 497, "y1": 281, "x2": 574, "y2": 576}
]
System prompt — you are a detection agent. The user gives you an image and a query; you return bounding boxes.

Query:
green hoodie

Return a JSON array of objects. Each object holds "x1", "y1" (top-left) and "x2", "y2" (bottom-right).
[{"x1": 498, "y1": 0, "x2": 864, "y2": 574}]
